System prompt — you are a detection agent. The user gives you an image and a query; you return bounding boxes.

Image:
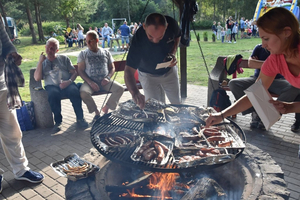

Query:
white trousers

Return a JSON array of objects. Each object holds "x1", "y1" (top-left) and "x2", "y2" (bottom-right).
[
  {"x1": 0, "y1": 89, "x2": 29, "y2": 177},
  {"x1": 138, "y1": 66, "x2": 181, "y2": 104}
]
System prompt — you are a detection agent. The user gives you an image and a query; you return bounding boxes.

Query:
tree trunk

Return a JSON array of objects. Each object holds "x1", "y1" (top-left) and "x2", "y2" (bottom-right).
[
  {"x1": 25, "y1": 2, "x2": 37, "y2": 44},
  {"x1": 65, "y1": 16, "x2": 69, "y2": 29},
  {"x1": 34, "y1": 0, "x2": 44, "y2": 41},
  {"x1": 213, "y1": 1, "x2": 216, "y2": 20},
  {"x1": 0, "y1": 1, "x2": 12, "y2": 39}
]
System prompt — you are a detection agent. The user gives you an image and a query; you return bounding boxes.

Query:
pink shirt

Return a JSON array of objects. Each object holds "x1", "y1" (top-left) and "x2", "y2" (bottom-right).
[{"x1": 261, "y1": 44, "x2": 300, "y2": 89}]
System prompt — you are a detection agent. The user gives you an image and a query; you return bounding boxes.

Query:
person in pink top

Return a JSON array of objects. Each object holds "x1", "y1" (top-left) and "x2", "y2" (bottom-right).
[{"x1": 206, "y1": 7, "x2": 300, "y2": 130}]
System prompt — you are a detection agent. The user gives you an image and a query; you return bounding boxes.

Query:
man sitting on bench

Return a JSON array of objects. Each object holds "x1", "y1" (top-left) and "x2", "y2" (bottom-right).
[
  {"x1": 34, "y1": 38, "x2": 88, "y2": 132},
  {"x1": 229, "y1": 44, "x2": 300, "y2": 131},
  {"x1": 77, "y1": 30, "x2": 124, "y2": 124}
]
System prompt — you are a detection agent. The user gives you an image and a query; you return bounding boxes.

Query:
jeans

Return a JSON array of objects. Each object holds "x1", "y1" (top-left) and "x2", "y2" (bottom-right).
[
  {"x1": 78, "y1": 39, "x2": 84, "y2": 48},
  {"x1": 45, "y1": 83, "x2": 84, "y2": 123},
  {"x1": 102, "y1": 35, "x2": 111, "y2": 48},
  {"x1": 121, "y1": 36, "x2": 129, "y2": 44}
]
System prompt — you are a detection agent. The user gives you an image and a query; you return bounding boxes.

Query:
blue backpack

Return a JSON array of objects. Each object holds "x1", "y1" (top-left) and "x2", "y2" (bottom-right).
[{"x1": 209, "y1": 88, "x2": 231, "y2": 112}]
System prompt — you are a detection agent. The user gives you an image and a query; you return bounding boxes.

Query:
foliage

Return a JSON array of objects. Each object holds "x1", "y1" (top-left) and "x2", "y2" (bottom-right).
[
  {"x1": 212, "y1": 33, "x2": 216, "y2": 39},
  {"x1": 55, "y1": 35, "x2": 65, "y2": 44},
  {"x1": 192, "y1": 20, "x2": 214, "y2": 30},
  {"x1": 19, "y1": 23, "x2": 38, "y2": 36},
  {"x1": 43, "y1": 22, "x2": 66, "y2": 36},
  {"x1": 203, "y1": 31, "x2": 208, "y2": 38}
]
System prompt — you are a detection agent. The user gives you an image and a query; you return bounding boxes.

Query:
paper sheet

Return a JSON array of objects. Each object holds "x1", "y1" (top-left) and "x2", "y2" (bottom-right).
[
  {"x1": 155, "y1": 60, "x2": 172, "y2": 70},
  {"x1": 244, "y1": 79, "x2": 281, "y2": 130}
]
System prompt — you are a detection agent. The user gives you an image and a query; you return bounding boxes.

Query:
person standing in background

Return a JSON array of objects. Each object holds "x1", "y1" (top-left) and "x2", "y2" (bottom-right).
[
  {"x1": 77, "y1": 23, "x2": 84, "y2": 48},
  {"x1": 119, "y1": 21, "x2": 131, "y2": 51},
  {"x1": 240, "y1": 17, "x2": 245, "y2": 39},
  {"x1": 102, "y1": 23, "x2": 113, "y2": 48},
  {"x1": 216, "y1": 22, "x2": 222, "y2": 40}
]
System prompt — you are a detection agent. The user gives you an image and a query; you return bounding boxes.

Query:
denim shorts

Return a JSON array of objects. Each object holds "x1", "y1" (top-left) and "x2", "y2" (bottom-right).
[{"x1": 121, "y1": 36, "x2": 129, "y2": 44}]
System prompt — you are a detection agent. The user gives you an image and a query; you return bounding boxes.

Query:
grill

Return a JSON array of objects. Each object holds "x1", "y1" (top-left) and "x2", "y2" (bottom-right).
[{"x1": 90, "y1": 105, "x2": 246, "y2": 173}]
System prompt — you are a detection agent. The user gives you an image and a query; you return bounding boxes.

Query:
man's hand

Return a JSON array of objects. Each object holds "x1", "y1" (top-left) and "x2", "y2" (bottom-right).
[
  {"x1": 133, "y1": 92, "x2": 145, "y2": 110},
  {"x1": 101, "y1": 77, "x2": 110, "y2": 86},
  {"x1": 168, "y1": 54, "x2": 177, "y2": 67},
  {"x1": 59, "y1": 80, "x2": 71, "y2": 90},
  {"x1": 8, "y1": 52, "x2": 22, "y2": 66},
  {"x1": 38, "y1": 52, "x2": 46, "y2": 63},
  {"x1": 89, "y1": 81, "x2": 100, "y2": 92}
]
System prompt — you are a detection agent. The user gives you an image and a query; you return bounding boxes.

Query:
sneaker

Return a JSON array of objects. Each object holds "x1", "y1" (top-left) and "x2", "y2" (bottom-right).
[
  {"x1": 0, "y1": 175, "x2": 3, "y2": 193},
  {"x1": 228, "y1": 41, "x2": 232, "y2": 43},
  {"x1": 91, "y1": 115, "x2": 100, "y2": 125},
  {"x1": 250, "y1": 111, "x2": 260, "y2": 128},
  {"x1": 15, "y1": 170, "x2": 44, "y2": 183},
  {"x1": 77, "y1": 119, "x2": 88, "y2": 128},
  {"x1": 52, "y1": 122, "x2": 62, "y2": 132},
  {"x1": 234, "y1": 41, "x2": 236, "y2": 43},
  {"x1": 291, "y1": 121, "x2": 300, "y2": 132}
]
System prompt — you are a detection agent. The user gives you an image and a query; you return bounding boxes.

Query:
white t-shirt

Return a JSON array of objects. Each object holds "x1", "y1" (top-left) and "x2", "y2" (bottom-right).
[{"x1": 77, "y1": 48, "x2": 114, "y2": 85}]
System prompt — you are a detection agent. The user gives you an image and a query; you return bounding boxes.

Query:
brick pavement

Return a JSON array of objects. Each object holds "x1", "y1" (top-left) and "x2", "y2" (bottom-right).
[{"x1": 0, "y1": 85, "x2": 300, "y2": 200}]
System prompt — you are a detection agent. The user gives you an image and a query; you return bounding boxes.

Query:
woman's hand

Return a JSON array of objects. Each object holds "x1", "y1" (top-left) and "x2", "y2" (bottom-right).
[
  {"x1": 205, "y1": 112, "x2": 224, "y2": 127},
  {"x1": 269, "y1": 99, "x2": 294, "y2": 114}
]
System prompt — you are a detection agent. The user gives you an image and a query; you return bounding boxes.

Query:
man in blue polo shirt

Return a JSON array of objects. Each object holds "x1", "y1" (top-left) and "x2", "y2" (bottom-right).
[{"x1": 119, "y1": 21, "x2": 131, "y2": 51}]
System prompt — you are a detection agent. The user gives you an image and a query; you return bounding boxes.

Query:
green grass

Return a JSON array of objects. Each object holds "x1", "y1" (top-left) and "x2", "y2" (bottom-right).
[{"x1": 15, "y1": 30, "x2": 262, "y2": 101}]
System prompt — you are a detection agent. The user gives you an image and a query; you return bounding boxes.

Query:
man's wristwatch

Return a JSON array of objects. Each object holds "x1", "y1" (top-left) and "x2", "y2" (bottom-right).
[
  {"x1": 105, "y1": 76, "x2": 111, "y2": 80},
  {"x1": 69, "y1": 79, "x2": 73, "y2": 83}
]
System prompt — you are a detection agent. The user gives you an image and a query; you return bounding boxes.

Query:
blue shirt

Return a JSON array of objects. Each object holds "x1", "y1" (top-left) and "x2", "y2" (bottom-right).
[
  {"x1": 119, "y1": 24, "x2": 130, "y2": 36},
  {"x1": 240, "y1": 19, "x2": 245, "y2": 29},
  {"x1": 252, "y1": 44, "x2": 283, "y2": 79}
]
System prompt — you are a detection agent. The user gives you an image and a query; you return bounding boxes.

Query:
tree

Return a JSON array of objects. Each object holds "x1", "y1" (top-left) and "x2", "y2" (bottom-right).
[
  {"x1": 0, "y1": 0, "x2": 12, "y2": 39},
  {"x1": 33, "y1": 0, "x2": 44, "y2": 41},
  {"x1": 25, "y1": 0, "x2": 37, "y2": 43}
]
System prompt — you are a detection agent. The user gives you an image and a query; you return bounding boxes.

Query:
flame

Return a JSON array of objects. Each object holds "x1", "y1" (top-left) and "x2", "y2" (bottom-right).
[
  {"x1": 148, "y1": 172, "x2": 178, "y2": 199},
  {"x1": 121, "y1": 172, "x2": 189, "y2": 199}
]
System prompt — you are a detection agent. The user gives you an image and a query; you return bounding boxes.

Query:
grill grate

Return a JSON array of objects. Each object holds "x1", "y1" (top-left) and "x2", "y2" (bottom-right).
[{"x1": 90, "y1": 110, "x2": 246, "y2": 173}]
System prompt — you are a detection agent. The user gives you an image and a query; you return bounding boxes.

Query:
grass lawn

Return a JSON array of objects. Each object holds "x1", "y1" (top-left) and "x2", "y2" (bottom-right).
[{"x1": 15, "y1": 30, "x2": 262, "y2": 101}]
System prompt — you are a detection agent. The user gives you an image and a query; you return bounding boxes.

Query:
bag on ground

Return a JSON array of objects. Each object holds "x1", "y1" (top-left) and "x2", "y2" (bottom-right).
[
  {"x1": 209, "y1": 88, "x2": 231, "y2": 112},
  {"x1": 17, "y1": 101, "x2": 36, "y2": 131}
]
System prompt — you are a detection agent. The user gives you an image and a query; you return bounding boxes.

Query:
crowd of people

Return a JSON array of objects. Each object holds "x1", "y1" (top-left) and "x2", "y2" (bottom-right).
[
  {"x1": 60, "y1": 21, "x2": 142, "y2": 50},
  {"x1": 212, "y1": 16, "x2": 259, "y2": 43}
]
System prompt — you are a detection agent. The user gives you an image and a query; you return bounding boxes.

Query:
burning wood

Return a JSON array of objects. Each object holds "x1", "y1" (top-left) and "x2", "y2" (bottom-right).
[{"x1": 180, "y1": 177, "x2": 226, "y2": 200}]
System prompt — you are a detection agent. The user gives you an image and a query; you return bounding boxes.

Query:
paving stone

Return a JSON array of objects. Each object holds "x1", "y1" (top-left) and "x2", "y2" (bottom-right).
[
  {"x1": 19, "y1": 188, "x2": 38, "y2": 199},
  {"x1": 33, "y1": 185, "x2": 53, "y2": 198}
]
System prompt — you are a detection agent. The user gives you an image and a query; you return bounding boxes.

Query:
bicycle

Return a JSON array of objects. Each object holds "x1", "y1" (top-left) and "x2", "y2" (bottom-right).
[{"x1": 11, "y1": 37, "x2": 21, "y2": 45}]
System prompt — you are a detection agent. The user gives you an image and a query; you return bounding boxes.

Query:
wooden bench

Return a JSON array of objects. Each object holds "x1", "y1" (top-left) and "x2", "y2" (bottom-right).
[
  {"x1": 207, "y1": 56, "x2": 278, "y2": 107},
  {"x1": 29, "y1": 60, "x2": 141, "y2": 128}
]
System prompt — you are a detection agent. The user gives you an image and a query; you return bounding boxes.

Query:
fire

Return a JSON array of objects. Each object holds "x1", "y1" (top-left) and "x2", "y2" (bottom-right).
[
  {"x1": 148, "y1": 172, "x2": 178, "y2": 199},
  {"x1": 123, "y1": 172, "x2": 182, "y2": 200}
]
